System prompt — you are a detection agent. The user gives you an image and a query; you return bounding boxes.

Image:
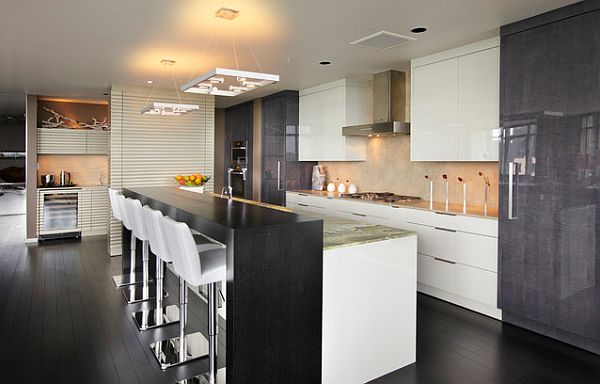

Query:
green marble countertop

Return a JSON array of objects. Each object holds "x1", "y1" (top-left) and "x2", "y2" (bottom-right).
[{"x1": 321, "y1": 216, "x2": 415, "y2": 250}]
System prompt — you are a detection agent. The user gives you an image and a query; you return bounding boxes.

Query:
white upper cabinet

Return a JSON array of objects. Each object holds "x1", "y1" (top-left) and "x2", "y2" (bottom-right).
[
  {"x1": 411, "y1": 37, "x2": 500, "y2": 162},
  {"x1": 411, "y1": 58, "x2": 459, "y2": 161},
  {"x1": 299, "y1": 79, "x2": 369, "y2": 161},
  {"x1": 457, "y1": 47, "x2": 500, "y2": 161}
]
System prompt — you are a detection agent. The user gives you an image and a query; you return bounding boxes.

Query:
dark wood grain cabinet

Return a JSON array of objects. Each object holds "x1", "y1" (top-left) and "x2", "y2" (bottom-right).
[
  {"x1": 224, "y1": 101, "x2": 253, "y2": 199},
  {"x1": 261, "y1": 91, "x2": 315, "y2": 206},
  {"x1": 499, "y1": 1, "x2": 600, "y2": 354}
]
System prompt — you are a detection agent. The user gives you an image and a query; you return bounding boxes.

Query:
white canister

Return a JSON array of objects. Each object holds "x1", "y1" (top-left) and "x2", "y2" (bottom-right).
[
  {"x1": 348, "y1": 184, "x2": 357, "y2": 194},
  {"x1": 327, "y1": 182, "x2": 336, "y2": 192},
  {"x1": 337, "y1": 183, "x2": 346, "y2": 193}
]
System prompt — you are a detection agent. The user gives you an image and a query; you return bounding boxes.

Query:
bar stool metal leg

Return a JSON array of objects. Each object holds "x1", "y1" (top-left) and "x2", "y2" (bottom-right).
[
  {"x1": 133, "y1": 259, "x2": 179, "y2": 330},
  {"x1": 174, "y1": 282, "x2": 226, "y2": 384},
  {"x1": 150, "y1": 277, "x2": 210, "y2": 370},
  {"x1": 112, "y1": 234, "x2": 146, "y2": 287},
  {"x1": 124, "y1": 240, "x2": 167, "y2": 304}
]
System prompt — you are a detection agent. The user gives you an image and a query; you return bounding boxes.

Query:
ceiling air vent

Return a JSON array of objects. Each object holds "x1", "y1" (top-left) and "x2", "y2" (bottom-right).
[{"x1": 350, "y1": 31, "x2": 416, "y2": 50}]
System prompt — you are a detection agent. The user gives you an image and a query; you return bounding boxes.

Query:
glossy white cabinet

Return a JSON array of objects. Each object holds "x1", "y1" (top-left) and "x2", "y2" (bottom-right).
[
  {"x1": 286, "y1": 191, "x2": 501, "y2": 319},
  {"x1": 411, "y1": 37, "x2": 500, "y2": 162},
  {"x1": 411, "y1": 58, "x2": 459, "y2": 161},
  {"x1": 458, "y1": 47, "x2": 500, "y2": 161},
  {"x1": 299, "y1": 79, "x2": 369, "y2": 161}
]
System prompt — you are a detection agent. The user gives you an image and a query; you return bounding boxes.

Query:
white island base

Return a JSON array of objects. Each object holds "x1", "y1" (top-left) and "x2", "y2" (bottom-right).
[{"x1": 322, "y1": 235, "x2": 417, "y2": 384}]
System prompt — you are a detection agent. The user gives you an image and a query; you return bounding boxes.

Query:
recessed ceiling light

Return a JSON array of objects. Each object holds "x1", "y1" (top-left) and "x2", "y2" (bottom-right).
[
  {"x1": 146, "y1": 80, "x2": 154, "y2": 84},
  {"x1": 411, "y1": 27, "x2": 428, "y2": 34},
  {"x1": 318, "y1": 61, "x2": 332, "y2": 66},
  {"x1": 215, "y1": 7, "x2": 240, "y2": 20}
]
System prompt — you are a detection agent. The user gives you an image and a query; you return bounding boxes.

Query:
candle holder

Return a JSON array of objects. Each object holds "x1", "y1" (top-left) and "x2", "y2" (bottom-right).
[
  {"x1": 442, "y1": 174, "x2": 448, "y2": 211},
  {"x1": 479, "y1": 171, "x2": 491, "y2": 216},
  {"x1": 458, "y1": 177, "x2": 466, "y2": 214},
  {"x1": 425, "y1": 175, "x2": 433, "y2": 209}
]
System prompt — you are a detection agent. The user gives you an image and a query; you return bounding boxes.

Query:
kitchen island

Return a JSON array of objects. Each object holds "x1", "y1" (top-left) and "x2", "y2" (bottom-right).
[
  {"x1": 319, "y1": 217, "x2": 417, "y2": 384},
  {"x1": 122, "y1": 187, "x2": 323, "y2": 384}
]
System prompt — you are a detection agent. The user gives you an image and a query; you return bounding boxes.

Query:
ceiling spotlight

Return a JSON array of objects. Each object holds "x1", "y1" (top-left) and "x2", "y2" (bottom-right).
[
  {"x1": 318, "y1": 61, "x2": 332, "y2": 66},
  {"x1": 146, "y1": 80, "x2": 154, "y2": 84},
  {"x1": 411, "y1": 27, "x2": 428, "y2": 34},
  {"x1": 215, "y1": 7, "x2": 240, "y2": 20}
]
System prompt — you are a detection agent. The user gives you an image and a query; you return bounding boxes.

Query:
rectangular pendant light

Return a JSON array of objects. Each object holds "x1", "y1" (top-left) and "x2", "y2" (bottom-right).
[
  {"x1": 181, "y1": 68, "x2": 279, "y2": 96},
  {"x1": 141, "y1": 102, "x2": 200, "y2": 116}
]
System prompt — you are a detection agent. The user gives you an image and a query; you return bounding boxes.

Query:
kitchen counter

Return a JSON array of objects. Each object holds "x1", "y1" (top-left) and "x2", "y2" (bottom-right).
[
  {"x1": 322, "y1": 216, "x2": 414, "y2": 250},
  {"x1": 206, "y1": 192, "x2": 414, "y2": 250},
  {"x1": 291, "y1": 189, "x2": 498, "y2": 219},
  {"x1": 37, "y1": 185, "x2": 108, "y2": 190}
]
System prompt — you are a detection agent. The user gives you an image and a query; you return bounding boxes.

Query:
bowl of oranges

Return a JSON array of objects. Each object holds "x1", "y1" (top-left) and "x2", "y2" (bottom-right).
[{"x1": 175, "y1": 174, "x2": 211, "y2": 193}]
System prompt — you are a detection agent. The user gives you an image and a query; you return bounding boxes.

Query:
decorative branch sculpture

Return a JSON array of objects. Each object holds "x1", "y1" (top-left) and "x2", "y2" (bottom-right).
[{"x1": 40, "y1": 106, "x2": 110, "y2": 131}]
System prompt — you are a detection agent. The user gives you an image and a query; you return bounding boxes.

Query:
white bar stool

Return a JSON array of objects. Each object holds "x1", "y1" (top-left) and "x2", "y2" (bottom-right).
[
  {"x1": 151, "y1": 216, "x2": 226, "y2": 383},
  {"x1": 122, "y1": 197, "x2": 167, "y2": 304},
  {"x1": 109, "y1": 189, "x2": 145, "y2": 287},
  {"x1": 132, "y1": 205, "x2": 180, "y2": 330}
]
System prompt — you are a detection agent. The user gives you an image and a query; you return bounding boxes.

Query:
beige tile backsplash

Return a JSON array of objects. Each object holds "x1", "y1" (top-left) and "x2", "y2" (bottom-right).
[
  {"x1": 38, "y1": 155, "x2": 108, "y2": 186},
  {"x1": 320, "y1": 135, "x2": 499, "y2": 208}
]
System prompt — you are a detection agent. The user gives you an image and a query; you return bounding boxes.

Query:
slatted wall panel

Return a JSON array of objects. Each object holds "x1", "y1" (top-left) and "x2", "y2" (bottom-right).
[
  {"x1": 108, "y1": 85, "x2": 215, "y2": 255},
  {"x1": 37, "y1": 128, "x2": 108, "y2": 154},
  {"x1": 38, "y1": 128, "x2": 87, "y2": 154},
  {"x1": 86, "y1": 130, "x2": 109, "y2": 154}
]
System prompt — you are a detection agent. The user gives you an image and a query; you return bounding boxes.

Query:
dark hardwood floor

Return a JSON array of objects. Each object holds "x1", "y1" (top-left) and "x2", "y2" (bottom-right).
[{"x1": 1, "y1": 213, "x2": 600, "y2": 383}]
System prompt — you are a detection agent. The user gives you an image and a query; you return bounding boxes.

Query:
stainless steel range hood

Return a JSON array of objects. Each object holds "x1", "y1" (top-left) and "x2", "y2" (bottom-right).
[{"x1": 343, "y1": 70, "x2": 410, "y2": 137}]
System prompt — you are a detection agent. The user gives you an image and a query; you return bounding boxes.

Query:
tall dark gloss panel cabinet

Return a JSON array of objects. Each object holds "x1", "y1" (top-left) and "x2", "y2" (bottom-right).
[
  {"x1": 224, "y1": 101, "x2": 253, "y2": 199},
  {"x1": 261, "y1": 91, "x2": 316, "y2": 206},
  {"x1": 499, "y1": 0, "x2": 600, "y2": 354}
]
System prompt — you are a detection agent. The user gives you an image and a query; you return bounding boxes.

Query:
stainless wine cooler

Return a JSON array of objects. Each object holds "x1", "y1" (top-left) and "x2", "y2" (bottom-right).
[{"x1": 38, "y1": 188, "x2": 81, "y2": 240}]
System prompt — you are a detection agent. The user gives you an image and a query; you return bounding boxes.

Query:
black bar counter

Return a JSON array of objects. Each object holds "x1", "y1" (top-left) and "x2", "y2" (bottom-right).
[{"x1": 122, "y1": 186, "x2": 323, "y2": 384}]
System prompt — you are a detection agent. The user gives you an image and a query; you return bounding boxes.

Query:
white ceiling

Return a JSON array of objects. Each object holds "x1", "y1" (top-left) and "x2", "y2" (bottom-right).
[{"x1": 0, "y1": 0, "x2": 577, "y2": 108}]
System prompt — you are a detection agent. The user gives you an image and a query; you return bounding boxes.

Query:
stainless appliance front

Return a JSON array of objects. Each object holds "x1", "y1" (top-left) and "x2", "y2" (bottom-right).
[{"x1": 39, "y1": 189, "x2": 81, "y2": 240}]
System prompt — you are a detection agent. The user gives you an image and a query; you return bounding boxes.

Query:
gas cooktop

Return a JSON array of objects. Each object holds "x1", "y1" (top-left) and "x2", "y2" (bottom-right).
[{"x1": 340, "y1": 192, "x2": 421, "y2": 204}]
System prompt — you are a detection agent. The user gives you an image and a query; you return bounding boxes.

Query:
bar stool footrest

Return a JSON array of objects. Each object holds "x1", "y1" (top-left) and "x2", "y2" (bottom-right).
[
  {"x1": 150, "y1": 332, "x2": 210, "y2": 370},
  {"x1": 113, "y1": 272, "x2": 149, "y2": 287},
  {"x1": 133, "y1": 304, "x2": 179, "y2": 330},
  {"x1": 123, "y1": 285, "x2": 167, "y2": 304},
  {"x1": 175, "y1": 368, "x2": 226, "y2": 384}
]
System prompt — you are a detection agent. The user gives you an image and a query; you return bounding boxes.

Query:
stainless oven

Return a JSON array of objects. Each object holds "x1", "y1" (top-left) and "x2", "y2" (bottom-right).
[{"x1": 38, "y1": 188, "x2": 81, "y2": 240}]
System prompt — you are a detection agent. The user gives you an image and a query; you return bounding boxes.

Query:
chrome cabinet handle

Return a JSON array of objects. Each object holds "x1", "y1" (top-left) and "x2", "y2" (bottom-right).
[
  {"x1": 435, "y1": 211, "x2": 456, "y2": 217},
  {"x1": 277, "y1": 161, "x2": 282, "y2": 191},
  {"x1": 298, "y1": 203, "x2": 309, "y2": 207},
  {"x1": 352, "y1": 212, "x2": 367, "y2": 217},
  {"x1": 434, "y1": 226, "x2": 456, "y2": 233},
  {"x1": 508, "y1": 162, "x2": 519, "y2": 220},
  {"x1": 434, "y1": 257, "x2": 456, "y2": 265}
]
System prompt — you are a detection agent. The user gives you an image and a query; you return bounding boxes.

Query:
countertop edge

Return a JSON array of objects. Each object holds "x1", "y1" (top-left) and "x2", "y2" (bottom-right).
[{"x1": 288, "y1": 190, "x2": 498, "y2": 220}]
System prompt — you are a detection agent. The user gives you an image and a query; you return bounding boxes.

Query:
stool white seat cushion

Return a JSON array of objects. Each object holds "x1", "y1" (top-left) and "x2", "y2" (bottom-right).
[
  {"x1": 116, "y1": 194, "x2": 134, "y2": 231},
  {"x1": 142, "y1": 205, "x2": 169, "y2": 262},
  {"x1": 126, "y1": 198, "x2": 149, "y2": 242},
  {"x1": 159, "y1": 216, "x2": 226, "y2": 287},
  {"x1": 108, "y1": 188, "x2": 123, "y2": 222}
]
